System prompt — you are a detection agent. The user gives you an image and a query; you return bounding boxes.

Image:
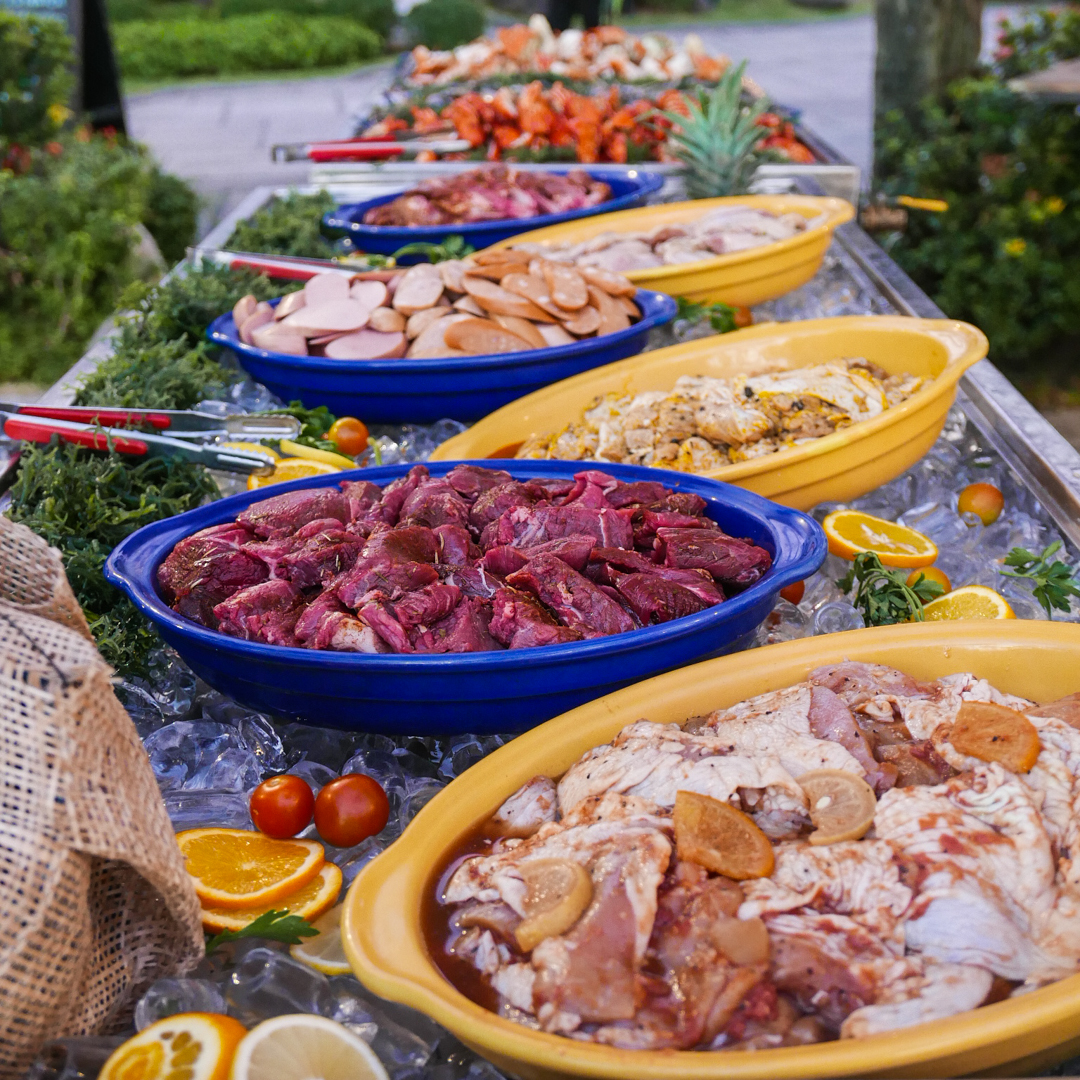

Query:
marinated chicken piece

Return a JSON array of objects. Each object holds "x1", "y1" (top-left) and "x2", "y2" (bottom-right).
[
  {"x1": 491, "y1": 776, "x2": 558, "y2": 837},
  {"x1": 840, "y1": 963, "x2": 994, "y2": 1038},
  {"x1": 517, "y1": 359, "x2": 924, "y2": 473},
  {"x1": 556, "y1": 720, "x2": 811, "y2": 836}
]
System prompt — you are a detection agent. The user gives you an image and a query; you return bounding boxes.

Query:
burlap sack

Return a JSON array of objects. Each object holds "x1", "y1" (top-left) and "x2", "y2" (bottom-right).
[{"x1": 0, "y1": 518, "x2": 204, "y2": 1078}]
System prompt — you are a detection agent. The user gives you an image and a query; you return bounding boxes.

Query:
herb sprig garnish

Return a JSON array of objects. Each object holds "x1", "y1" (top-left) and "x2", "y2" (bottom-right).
[
  {"x1": 1001, "y1": 542, "x2": 1080, "y2": 618},
  {"x1": 675, "y1": 295, "x2": 740, "y2": 334},
  {"x1": 838, "y1": 552, "x2": 945, "y2": 626},
  {"x1": 391, "y1": 235, "x2": 475, "y2": 263},
  {"x1": 205, "y1": 910, "x2": 318, "y2": 956}
]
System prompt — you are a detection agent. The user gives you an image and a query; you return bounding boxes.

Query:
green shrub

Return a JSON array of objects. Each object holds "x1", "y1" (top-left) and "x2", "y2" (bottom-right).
[
  {"x1": 0, "y1": 12, "x2": 74, "y2": 145},
  {"x1": 225, "y1": 189, "x2": 337, "y2": 257},
  {"x1": 992, "y1": 6, "x2": 1080, "y2": 79},
  {"x1": 219, "y1": 0, "x2": 395, "y2": 35},
  {"x1": 114, "y1": 12, "x2": 381, "y2": 80},
  {"x1": 876, "y1": 9, "x2": 1080, "y2": 370},
  {"x1": 144, "y1": 166, "x2": 200, "y2": 264},
  {"x1": 405, "y1": 0, "x2": 484, "y2": 50}
]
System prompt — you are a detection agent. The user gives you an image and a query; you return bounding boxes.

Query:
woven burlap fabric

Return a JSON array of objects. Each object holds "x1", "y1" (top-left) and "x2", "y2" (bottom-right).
[{"x1": 0, "y1": 519, "x2": 204, "y2": 1078}]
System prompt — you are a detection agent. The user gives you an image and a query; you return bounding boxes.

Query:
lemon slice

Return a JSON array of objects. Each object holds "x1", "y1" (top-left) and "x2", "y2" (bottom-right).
[
  {"x1": 221, "y1": 441, "x2": 281, "y2": 460},
  {"x1": 279, "y1": 438, "x2": 357, "y2": 470},
  {"x1": 204, "y1": 864, "x2": 342, "y2": 934},
  {"x1": 101, "y1": 1013, "x2": 247, "y2": 1080},
  {"x1": 288, "y1": 900, "x2": 351, "y2": 975},
  {"x1": 246, "y1": 458, "x2": 341, "y2": 490},
  {"x1": 176, "y1": 828, "x2": 324, "y2": 910},
  {"x1": 822, "y1": 509, "x2": 938, "y2": 568},
  {"x1": 922, "y1": 585, "x2": 1015, "y2": 621},
  {"x1": 229, "y1": 1015, "x2": 388, "y2": 1080}
]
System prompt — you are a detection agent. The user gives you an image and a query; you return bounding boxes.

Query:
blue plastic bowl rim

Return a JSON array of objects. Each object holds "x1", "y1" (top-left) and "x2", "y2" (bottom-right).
[
  {"x1": 207, "y1": 290, "x2": 676, "y2": 375},
  {"x1": 322, "y1": 168, "x2": 666, "y2": 240},
  {"x1": 105, "y1": 460, "x2": 827, "y2": 672}
]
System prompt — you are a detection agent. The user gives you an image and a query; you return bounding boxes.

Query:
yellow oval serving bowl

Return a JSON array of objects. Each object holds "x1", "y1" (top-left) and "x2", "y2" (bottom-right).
[
  {"x1": 431, "y1": 315, "x2": 989, "y2": 511},
  {"x1": 344, "y1": 620, "x2": 1080, "y2": 1080},
  {"x1": 486, "y1": 194, "x2": 855, "y2": 306}
]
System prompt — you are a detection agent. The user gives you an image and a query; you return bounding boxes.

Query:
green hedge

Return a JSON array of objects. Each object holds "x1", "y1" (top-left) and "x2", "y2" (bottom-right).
[
  {"x1": 107, "y1": 0, "x2": 395, "y2": 36},
  {"x1": 404, "y1": 0, "x2": 484, "y2": 50},
  {"x1": 114, "y1": 12, "x2": 381, "y2": 80},
  {"x1": 876, "y1": 7, "x2": 1080, "y2": 372}
]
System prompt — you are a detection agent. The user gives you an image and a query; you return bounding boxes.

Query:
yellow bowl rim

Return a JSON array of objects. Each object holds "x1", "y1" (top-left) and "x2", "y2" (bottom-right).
[
  {"x1": 488, "y1": 194, "x2": 856, "y2": 285},
  {"x1": 344, "y1": 620, "x2": 1080, "y2": 1080},
  {"x1": 431, "y1": 315, "x2": 990, "y2": 483}
]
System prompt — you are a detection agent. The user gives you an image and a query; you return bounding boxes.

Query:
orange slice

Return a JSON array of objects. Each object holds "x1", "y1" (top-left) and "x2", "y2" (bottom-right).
[
  {"x1": 247, "y1": 458, "x2": 340, "y2": 490},
  {"x1": 673, "y1": 789, "x2": 775, "y2": 880},
  {"x1": 202, "y1": 863, "x2": 342, "y2": 934},
  {"x1": 950, "y1": 700, "x2": 1041, "y2": 773},
  {"x1": 822, "y1": 510, "x2": 937, "y2": 568},
  {"x1": 177, "y1": 828, "x2": 324, "y2": 911},
  {"x1": 100, "y1": 1013, "x2": 246, "y2": 1080},
  {"x1": 922, "y1": 585, "x2": 1015, "y2": 621},
  {"x1": 797, "y1": 769, "x2": 877, "y2": 845}
]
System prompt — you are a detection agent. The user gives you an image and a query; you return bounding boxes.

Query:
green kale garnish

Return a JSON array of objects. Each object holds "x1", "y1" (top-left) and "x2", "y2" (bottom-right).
[{"x1": 838, "y1": 552, "x2": 945, "y2": 626}]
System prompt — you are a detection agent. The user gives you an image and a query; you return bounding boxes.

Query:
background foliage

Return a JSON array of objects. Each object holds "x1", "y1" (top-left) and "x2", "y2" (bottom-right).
[
  {"x1": 113, "y1": 11, "x2": 381, "y2": 80},
  {"x1": 876, "y1": 7, "x2": 1080, "y2": 378},
  {"x1": 0, "y1": 11, "x2": 74, "y2": 144},
  {"x1": 404, "y1": 0, "x2": 485, "y2": 50}
]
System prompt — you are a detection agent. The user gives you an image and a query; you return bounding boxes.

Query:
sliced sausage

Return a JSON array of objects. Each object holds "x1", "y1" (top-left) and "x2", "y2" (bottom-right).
[
  {"x1": 543, "y1": 263, "x2": 589, "y2": 311},
  {"x1": 537, "y1": 322, "x2": 576, "y2": 348},
  {"x1": 282, "y1": 299, "x2": 371, "y2": 334},
  {"x1": 408, "y1": 312, "x2": 470, "y2": 358},
  {"x1": 615, "y1": 294, "x2": 641, "y2": 319},
  {"x1": 438, "y1": 259, "x2": 467, "y2": 294},
  {"x1": 350, "y1": 279, "x2": 388, "y2": 311},
  {"x1": 407, "y1": 306, "x2": 451, "y2": 340},
  {"x1": 473, "y1": 248, "x2": 531, "y2": 267},
  {"x1": 453, "y1": 295, "x2": 487, "y2": 317},
  {"x1": 273, "y1": 290, "x2": 306, "y2": 321},
  {"x1": 393, "y1": 264, "x2": 444, "y2": 315},
  {"x1": 325, "y1": 329, "x2": 407, "y2": 360},
  {"x1": 561, "y1": 305, "x2": 601, "y2": 336},
  {"x1": 239, "y1": 302, "x2": 274, "y2": 345},
  {"x1": 580, "y1": 265, "x2": 638, "y2": 297},
  {"x1": 368, "y1": 306, "x2": 406, "y2": 333},
  {"x1": 492, "y1": 314, "x2": 547, "y2": 349},
  {"x1": 444, "y1": 318, "x2": 532, "y2": 355},
  {"x1": 233, "y1": 294, "x2": 258, "y2": 327},
  {"x1": 251, "y1": 322, "x2": 308, "y2": 355},
  {"x1": 588, "y1": 285, "x2": 631, "y2": 336},
  {"x1": 304, "y1": 273, "x2": 351, "y2": 305},
  {"x1": 462, "y1": 275, "x2": 555, "y2": 322}
]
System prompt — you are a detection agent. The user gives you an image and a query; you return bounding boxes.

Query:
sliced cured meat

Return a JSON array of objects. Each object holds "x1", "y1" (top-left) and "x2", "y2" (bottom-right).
[{"x1": 324, "y1": 329, "x2": 406, "y2": 360}]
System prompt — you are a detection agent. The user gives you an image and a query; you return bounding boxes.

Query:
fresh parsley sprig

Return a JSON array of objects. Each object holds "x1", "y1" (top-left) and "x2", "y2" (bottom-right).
[
  {"x1": 391, "y1": 235, "x2": 475, "y2": 263},
  {"x1": 205, "y1": 910, "x2": 318, "y2": 956},
  {"x1": 675, "y1": 295, "x2": 740, "y2": 334},
  {"x1": 1001, "y1": 542, "x2": 1080, "y2": 618},
  {"x1": 838, "y1": 552, "x2": 944, "y2": 626}
]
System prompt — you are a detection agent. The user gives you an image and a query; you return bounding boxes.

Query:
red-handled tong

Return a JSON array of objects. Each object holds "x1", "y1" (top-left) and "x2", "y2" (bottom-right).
[
  {"x1": 0, "y1": 407, "x2": 297, "y2": 475},
  {"x1": 271, "y1": 135, "x2": 470, "y2": 163},
  {"x1": 193, "y1": 250, "x2": 394, "y2": 283},
  {"x1": 0, "y1": 403, "x2": 300, "y2": 440}
]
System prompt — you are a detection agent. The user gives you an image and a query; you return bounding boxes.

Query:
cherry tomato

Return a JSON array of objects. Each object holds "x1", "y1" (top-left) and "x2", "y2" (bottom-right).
[
  {"x1": 328, "y1": 416, "x2": 368, "y2": 458},
  {"x1": 906, "y1": 565, "x2": 952, "y2": 594},
  {"x1": 779, "y1": 580, "x2": 805, "y2": 605},
  {"x1": 957, "y1": 482, "x2": 1004, "y2": 525},
  {"x1": 314, "y1": 773, "x2": 389, "y2": 847},
  {"x1": 249, "y1": 774, "x2": 315, "y2": 838}
]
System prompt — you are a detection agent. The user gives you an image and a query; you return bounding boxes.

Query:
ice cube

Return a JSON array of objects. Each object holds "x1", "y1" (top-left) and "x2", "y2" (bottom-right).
[
  {"x1": 289, "y1": 758, "x2": 337, "y2": 791},
  {"x1": 813, "y1": 601, "x2": 865, "y2": 635},
  {"x1": 114, "y1": 680, "x2": 166, "y2": 737},
  {"x1": 226, "y1": 947, "x2": 334, "y2": 1022},
  {"x1": 328, "y1": 976, "x2": 441, "y2": 1071},
  {"x1": 240, "y1": 713, "x2": 286, "y2": 774},
  {"x1": 134, "y1": 978, "x2": 227, "y2": 1029},
  {"x1": 163, "y1": 789, "x2": 253, "y2": 831},
  {"x1": 754, "y1": 599, "x2": 810, "y2": 646},
  {"x1": 278, "y1": 723, "x2": 362, "y2": 770},
  {"x1": 332, "y1": 835, "x2": 387, "y2": 885}
]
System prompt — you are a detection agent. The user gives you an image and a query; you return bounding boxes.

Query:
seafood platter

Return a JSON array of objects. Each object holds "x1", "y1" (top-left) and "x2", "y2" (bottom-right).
[{"x1": 20, "y1": 57, "x2": 1080, "y2": 1080}]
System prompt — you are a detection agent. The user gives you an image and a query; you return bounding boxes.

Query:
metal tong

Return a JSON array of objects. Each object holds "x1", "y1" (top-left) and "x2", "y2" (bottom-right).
[
  {"x1": 0, "y1": 404, "x2": 302, "y2": 475},
  {"x1": 271, "y1": 134, "x2": 470, "y2": 163}
]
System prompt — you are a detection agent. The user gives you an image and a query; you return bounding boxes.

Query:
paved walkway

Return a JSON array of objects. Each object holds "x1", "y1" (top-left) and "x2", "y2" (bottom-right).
[{"x1": 126, "y1": 7, "x2": 1025, "y2": 231}]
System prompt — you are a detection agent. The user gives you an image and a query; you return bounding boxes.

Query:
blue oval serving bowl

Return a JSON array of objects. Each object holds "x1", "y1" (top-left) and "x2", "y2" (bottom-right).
[
  {"x1": 206, "y1": 291, "x2": 676, "y2": 424},
  {"x1": 322, "y1": 168, "x2": 666, "y2": 257},
  {"x1": 105, "y1": 461, "x2": 825, "y2": 736}
]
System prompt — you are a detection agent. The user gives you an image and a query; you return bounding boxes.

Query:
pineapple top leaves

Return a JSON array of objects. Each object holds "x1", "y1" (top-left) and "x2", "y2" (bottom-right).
[{"x1": 654, "y1": 61, "x2": 777, "y2": 200}]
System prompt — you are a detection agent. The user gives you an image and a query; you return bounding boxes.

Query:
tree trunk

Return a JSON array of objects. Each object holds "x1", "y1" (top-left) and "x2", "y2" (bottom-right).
[{"x1": 873, "y1": 0, "x2": 983, "y2": 174}]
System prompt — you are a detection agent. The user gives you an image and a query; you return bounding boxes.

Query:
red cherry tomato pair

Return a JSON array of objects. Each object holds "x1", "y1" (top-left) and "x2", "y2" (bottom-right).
[{"x1": 249, "y1": 772, "x2": 389, "y2": 847}]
